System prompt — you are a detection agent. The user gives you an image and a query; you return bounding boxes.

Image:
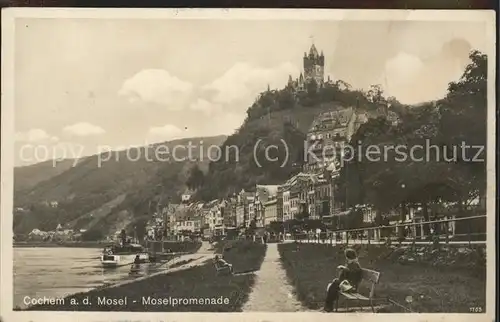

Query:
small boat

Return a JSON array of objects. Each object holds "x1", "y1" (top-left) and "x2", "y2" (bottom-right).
[{"x1": 99, "y1": 232, "x2": 152, "y2": 267}]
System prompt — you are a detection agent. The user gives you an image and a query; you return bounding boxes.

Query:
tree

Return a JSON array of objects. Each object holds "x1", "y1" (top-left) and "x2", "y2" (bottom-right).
[
  {"x1": 438, "y1": 50, "x2": 487, "y2": 208},
  {"x1": 345, "y1": 208, "x2": 363, "y2": 230},
  {"x1": 306, "y1": 79, "x2": 318, "y2": 96},
  {"x1": 335, "y1": 80, "x2": 352, "y2": 91},
  {"x1": 246, "y1": 218, "x2": 257, "y2": 235},
  {"x1": 277, "y1": 89, "x2": 295, "y2": 110},
  {"x1": 366, "y1": 84, "x2": 385, "y2": 104},
  {"x1": 82, "y1": 229, "x2": 105, "y2": 241},
  {"x1": 268, "y1": 221, "x2": 284, "y2": 234},
  {"x1": 296, "y1": 203, "x2": 310, "y2": 221}
]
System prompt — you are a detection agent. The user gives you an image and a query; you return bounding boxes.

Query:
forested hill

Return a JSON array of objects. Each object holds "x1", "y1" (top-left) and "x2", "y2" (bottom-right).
[
  {"x1": 13, "y1": 135, "x2": 227, "y2": 239},
  {"x1": 189, "y1": 51, "x2": 486, "y2": 203}
]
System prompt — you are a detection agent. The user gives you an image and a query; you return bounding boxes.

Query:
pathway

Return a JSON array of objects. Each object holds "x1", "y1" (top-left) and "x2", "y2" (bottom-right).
[{"x1": 243, "y1": 243, "x2": 308, "y2": 312}]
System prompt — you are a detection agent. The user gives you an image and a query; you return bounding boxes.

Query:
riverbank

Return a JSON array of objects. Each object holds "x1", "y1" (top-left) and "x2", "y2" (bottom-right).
[
  {"x1": 278, "y1": 243, "x2": 486, "y2": 312},
  {"x1": 22, "y1": 240, "x2": 267, "y2": 312}
]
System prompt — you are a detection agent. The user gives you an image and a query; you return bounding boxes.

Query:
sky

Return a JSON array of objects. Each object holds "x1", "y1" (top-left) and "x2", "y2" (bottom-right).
[{"x1": 13, "y1": 17, "x2": 491, "y2": 166}]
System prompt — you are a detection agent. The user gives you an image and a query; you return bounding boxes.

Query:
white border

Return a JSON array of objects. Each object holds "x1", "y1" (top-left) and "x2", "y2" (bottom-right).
[{"x1": 1, "y1": 8, "x2": 496, "y2": 322}]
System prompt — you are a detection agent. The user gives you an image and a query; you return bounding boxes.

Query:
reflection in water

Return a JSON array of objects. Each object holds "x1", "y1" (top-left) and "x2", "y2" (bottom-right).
[{"x1": 13, "y1": 247, "x2": 167, "y2": 309}]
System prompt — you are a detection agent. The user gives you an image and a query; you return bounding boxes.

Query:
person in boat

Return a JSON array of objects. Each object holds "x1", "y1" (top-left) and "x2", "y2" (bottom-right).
[
  {"x1": 134, "y1": 254, "x2": 141, "y2": 264},
  {"x1": 324, "y1": 248, "x2": 363, "y2": 312}
]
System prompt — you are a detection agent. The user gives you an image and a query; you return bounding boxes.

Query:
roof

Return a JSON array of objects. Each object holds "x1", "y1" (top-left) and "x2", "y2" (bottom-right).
[{"x1": 309, "y1": 44, "x2": 319, "y2": 57}]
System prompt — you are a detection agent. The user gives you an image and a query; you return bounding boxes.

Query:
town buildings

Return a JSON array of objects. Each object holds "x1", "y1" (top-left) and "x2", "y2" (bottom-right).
[
  {"x1": 160, "y1": 44, "x2": 439, "y2": 241},
  {"x1": 236, "y1": 190, "x2": 255, "y2": 228},
  {"x1": 255, "y1": 185, "x2": 279, "y2": 227},
  {"x1": 263, "y1": 198, "x2": 278, "y2": 225}
]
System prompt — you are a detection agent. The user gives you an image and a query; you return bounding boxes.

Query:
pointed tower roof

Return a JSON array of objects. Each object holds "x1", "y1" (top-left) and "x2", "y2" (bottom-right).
[
  {"x1": 299, "y1": 72, "x2": 304, "y2": 80},
  {"x1": 309, "y1": 44, "x2": 319, "y2": 57},
  {"x1": 288, "y1": 75, "x2": 293, "y2": 83}
]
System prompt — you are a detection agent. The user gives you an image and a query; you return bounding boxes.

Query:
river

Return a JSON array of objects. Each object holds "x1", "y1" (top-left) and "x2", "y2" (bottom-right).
[{"x1": 13, "y1": 247, "x2": 163, "y2": 309}]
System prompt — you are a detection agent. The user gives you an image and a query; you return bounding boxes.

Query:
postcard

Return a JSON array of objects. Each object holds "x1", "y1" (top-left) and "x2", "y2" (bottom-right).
[{"x1": 1, "y1": 8, "x2": 496, "y2": 322}]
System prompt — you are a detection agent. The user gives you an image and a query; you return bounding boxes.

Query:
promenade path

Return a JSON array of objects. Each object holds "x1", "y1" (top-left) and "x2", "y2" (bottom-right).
[{"x1": 243, "y1": 243, "x2": 309, "y2": 312}]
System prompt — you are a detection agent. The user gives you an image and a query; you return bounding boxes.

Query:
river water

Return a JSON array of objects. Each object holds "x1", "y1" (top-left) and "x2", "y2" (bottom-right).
[{"x1": 13, "y1": 247, "x2": 163, "y2": 309}]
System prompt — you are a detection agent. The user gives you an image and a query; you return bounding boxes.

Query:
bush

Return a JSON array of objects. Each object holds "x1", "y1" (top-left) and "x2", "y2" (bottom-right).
[
  {"x1": 81, "y1": 229, "x2": 105, "y2": 241},
  {"x1": 148, "y1": 241, "x2": 202, "y2": 253}
]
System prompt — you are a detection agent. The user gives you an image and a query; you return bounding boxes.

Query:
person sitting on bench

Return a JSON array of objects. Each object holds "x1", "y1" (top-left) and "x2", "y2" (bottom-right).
[
  {"x1": 214, "y1": 255, "x2": 233, "y2": 273},
  {"x1": 324, "y1": 248, "x2": 363, "y2": 312}
]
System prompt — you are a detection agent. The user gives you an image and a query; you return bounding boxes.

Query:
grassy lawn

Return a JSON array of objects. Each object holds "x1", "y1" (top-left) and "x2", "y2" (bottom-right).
[
  {"x1": 278, "y1": 243, "x2": 486, "y2": 313},
  {"x1": 24, "y1": 240, "x2": 267, "y2": 312},
  {"x1": 215, "y1": 239, "x2": 268, "y2": 273}
]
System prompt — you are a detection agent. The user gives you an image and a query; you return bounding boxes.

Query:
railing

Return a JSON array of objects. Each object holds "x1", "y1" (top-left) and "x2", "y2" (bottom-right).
[{"x1": 293, "y1": 214, "x2": 487, "y2": 247}]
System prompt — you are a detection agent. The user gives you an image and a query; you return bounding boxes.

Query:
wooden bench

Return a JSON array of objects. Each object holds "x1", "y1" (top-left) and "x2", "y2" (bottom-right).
[
  {"x1": 213, "y1": 258, "x2": 233, "y2": 275},
  {"x1": 335, "y1": 268, "x2": 381, "y2": 312}
]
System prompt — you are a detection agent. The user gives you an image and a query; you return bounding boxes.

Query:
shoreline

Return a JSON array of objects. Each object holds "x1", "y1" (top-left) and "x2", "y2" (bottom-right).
[
  {"x1": 16, "y1": 252, "x2": 207, "y2": 310},
  {"x1": 19, "y1": 241, "x2": 266, "y2": 312}
]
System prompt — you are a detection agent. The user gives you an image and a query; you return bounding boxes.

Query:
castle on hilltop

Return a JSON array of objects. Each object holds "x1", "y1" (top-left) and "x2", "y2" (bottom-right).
[{"x1": 287, "y1": 44, "x2": 331, "y2": 93}]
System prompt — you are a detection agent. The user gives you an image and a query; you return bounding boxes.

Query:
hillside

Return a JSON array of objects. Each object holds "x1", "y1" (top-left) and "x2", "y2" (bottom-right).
[
  {"x1": 14, "y1": 159, "x2": 78, "y2": 192},
  {"x1": 13, "y1": 135, "x2": 226, "y2": 238}
]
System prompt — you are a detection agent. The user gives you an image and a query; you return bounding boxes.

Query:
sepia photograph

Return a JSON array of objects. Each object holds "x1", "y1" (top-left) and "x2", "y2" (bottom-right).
[{"x1": 1, "y1": 8, "x2": 496, "y2": 322}]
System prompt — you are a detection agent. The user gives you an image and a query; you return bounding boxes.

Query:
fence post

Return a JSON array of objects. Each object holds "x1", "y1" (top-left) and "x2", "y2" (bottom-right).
[{"x1": 346, "y1": 232, "x2": 349, "y2": 246}]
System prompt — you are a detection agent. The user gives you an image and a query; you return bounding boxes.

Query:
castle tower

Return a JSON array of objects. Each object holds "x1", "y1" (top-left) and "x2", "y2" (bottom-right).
[{"x1": 303, "y1": 44, "x2": 325, "y2": 86}]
